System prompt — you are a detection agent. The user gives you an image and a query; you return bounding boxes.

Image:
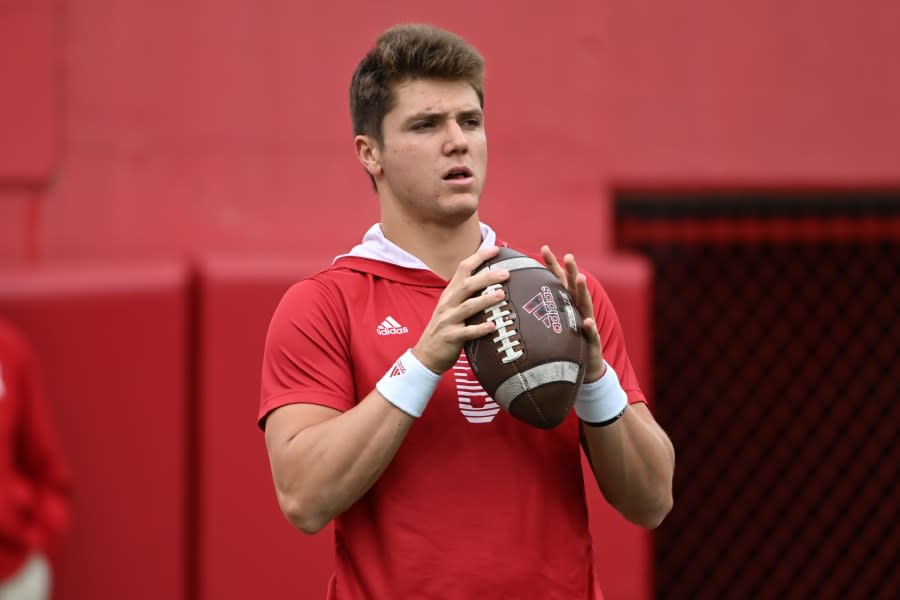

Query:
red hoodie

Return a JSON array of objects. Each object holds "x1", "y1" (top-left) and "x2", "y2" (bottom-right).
[
  {"x1": 260, "y1": 224, "x2": 647, "y2": 599},
  {"x1": 0, "y1": 319, "x2": 71, "y2": 579}
]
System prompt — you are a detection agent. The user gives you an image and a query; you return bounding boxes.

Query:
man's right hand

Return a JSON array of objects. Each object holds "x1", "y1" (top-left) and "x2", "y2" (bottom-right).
[{"x1": 412, "y1": 245, "x2": 511, "y2": 374}]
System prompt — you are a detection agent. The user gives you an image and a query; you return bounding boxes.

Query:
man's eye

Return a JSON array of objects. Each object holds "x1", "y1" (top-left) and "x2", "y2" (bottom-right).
[
  {"x1": 413, "y1": 121, "x2": 435, "y2": 130},
  {"x1": 462, "y1": 118, "x2": 482, "y2": 128}
]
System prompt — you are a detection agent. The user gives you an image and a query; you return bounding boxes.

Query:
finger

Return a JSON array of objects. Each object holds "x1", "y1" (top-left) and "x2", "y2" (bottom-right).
[
  {"x1": 581, "y1": 317, "x2": 607, "y2": 381},
  {"x1": 574, "y1": 273, "x2": 595, "y2": 322},
  {"x1": 456, "y1": 245, "x2": 500, "y2": 279},
  {"x1": 449, "y1": 289, "x2": 506, "y2": 344},
  {"x1": 563, "y1": 253, "x2": 580, "y2": 296},
  {"x1": 445, "y1": 266, "x2": 508, "y2": 309},
  {"x1": 456, "y1": 285, "x2": 506, "y2": 322},
  {"x1": 540, "y1": 245, "x2": 567, "y2": 287},
  {"x1": 451, "y1": 245, "x2": 504, "y2": 289},
  {"x1": 444, "y1": 245, "x2": 507, "y2": 305},
  {"x1": 582, "y1": 316, "x2": 602, "y2": 350},
  {"x1": 460, "y1": 319, "x2": 500, "y2": 342}
]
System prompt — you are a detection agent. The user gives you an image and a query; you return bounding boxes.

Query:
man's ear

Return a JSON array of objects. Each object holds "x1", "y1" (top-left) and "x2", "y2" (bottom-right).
[{"x1": 354, "y1": 135, "x2": 383, "y2": 178}]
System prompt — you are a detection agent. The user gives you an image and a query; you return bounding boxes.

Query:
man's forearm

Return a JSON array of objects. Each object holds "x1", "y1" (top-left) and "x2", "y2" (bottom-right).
[{"x1": 581, "y1": 402, "x2": 675, "y2": 529}]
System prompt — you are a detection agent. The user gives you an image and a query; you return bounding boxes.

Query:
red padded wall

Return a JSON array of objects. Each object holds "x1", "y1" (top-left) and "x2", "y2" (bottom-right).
[
  {"x1": 0, "y1": 263, "x2": 189, "y2": 600},
  {"x1": 195, "y1": 253, "x2": 652, "y2": 600},
  {"x1": 196, "y1": 257, "x2": 335, "y2": 600}
]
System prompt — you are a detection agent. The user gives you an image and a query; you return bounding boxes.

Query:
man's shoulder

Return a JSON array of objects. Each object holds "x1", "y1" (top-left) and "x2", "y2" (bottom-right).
[
  {"x1": 278, "y1": 259, "x2": 417, "y2": 309},
  {"x1": 289, "y1": 259, "x2": 405, "y2": 291},
  {"x1": 279, "y1": 265, "x2": 360, "y2": 305}
]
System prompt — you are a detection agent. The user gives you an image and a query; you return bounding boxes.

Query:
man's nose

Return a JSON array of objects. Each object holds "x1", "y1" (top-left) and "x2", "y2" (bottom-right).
[{"x1": 443, "y1": 121, "x2": 469, "y2": 154}]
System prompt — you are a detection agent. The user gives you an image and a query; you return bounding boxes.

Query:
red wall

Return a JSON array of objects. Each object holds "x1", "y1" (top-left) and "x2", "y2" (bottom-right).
[
  {"x1": 0, "y1": 264, "x2": 189, "y2": 600},
  {"x1": 609, "y1": 0, "x2": 900, "y2": 187},
  {"x1": 0, "y1": 0, "x2": 57, "y2": 183},
  {"x1": 4, "y1": 2, "x2": 898, "y2": 264},
  {"x1": 1, "y1": 0, "x2": 616, "y2": 264}
]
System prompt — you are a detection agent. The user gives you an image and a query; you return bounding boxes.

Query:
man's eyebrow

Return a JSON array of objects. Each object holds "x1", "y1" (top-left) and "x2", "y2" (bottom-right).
[
  {"x1": 403, "y1": 108, "x2": 483, "y2": 126},
  {"x1": 403, "y1": 111, "x2": 447, "y2": 125},
  {"x1": 457, "y1": 109, "x2": 484, "y2": 120}
]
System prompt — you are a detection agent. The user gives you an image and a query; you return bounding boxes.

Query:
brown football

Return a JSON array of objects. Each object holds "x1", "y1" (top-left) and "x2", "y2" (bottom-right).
[{"x1": 464, "y1": 247, "x2": 586, "y2": 428}]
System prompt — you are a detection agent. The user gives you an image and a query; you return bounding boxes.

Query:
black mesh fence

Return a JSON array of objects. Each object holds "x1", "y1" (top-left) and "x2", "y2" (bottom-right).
[{"x1": 616, "y1": 195, "x2": 899, "y2": 600}]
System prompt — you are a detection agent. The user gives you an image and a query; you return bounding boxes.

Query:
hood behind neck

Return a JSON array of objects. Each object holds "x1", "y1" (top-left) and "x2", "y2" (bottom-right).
[{"x1": 331, "y1": 222, "x2": 499, "y2": 286}]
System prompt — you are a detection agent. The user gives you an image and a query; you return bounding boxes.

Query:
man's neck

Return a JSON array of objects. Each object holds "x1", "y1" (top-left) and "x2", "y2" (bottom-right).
[{"x1": 380, "y1": 214, "x2": 483, "y2": 280}]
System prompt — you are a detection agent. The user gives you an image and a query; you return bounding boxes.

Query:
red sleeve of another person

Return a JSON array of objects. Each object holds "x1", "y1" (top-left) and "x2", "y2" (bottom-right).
[{"x1": 0, "y1": 320, "x2": 72, "y2": 563}]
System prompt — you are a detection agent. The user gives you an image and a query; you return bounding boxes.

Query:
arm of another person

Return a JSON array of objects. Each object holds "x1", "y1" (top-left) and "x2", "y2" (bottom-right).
[
  {"x1": 6, "y1": 327, "x2": 72, "y2": 556},
  {"x1": 541, "y1": 247, "x2": 674, "y2": 529},
  {"x1": 263, "y1": 246, "x2": 510, "y2": 534}
]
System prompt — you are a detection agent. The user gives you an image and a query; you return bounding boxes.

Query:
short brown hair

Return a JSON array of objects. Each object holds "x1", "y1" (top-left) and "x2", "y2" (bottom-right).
[{"x1": 350, "y1": 24, "x2": 485, "y2": 145}]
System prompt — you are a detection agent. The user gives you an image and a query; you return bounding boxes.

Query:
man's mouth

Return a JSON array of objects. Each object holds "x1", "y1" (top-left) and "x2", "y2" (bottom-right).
[{"x1": 443, "y1": 167, "x2": 473, "y2": 180}]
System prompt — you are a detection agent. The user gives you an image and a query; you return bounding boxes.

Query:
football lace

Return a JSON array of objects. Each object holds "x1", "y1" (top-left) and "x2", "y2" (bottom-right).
[{"x1": 482, "y1": 284, "x2": 524, "y2": 364}]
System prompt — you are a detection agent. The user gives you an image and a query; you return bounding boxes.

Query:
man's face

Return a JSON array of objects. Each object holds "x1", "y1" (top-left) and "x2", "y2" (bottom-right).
[{"x1": 374, "y1": 78, "x2": 487, "y2": 226}]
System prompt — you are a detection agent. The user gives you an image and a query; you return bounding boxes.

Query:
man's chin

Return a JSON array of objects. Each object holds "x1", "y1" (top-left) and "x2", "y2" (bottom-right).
[
  {"x1": 443, "y1": 194, "x2": 478, "y2": 221},
  {"x1": 438, "y1": 195, "x2": 480, "y2": 225}
]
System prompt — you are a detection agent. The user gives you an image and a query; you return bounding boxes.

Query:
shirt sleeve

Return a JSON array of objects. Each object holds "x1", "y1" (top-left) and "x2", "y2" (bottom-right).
[
  {"x1": 258, "y1": 276, "x2": 357, "y2": 428},
  {"x1": 3, "y1": 323, "x2": 72, "y2": 558},
  {"x1": 584, "y1": 272, "x2": 648, "y2": 406}
]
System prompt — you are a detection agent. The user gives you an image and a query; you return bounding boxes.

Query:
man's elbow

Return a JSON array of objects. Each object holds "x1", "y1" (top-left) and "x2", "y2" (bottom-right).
[
  {"x1": 278, "y1": 494, "x2": 332, "y2": 535},
  {"x1": 619, "y1": 493, "x2": 673, "y2": 530}
]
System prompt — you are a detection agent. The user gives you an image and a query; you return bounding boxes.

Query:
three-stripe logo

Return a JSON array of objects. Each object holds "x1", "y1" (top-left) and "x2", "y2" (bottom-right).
[{"x1": 377, "y1": 316, "x2": 409, "y2": 335}]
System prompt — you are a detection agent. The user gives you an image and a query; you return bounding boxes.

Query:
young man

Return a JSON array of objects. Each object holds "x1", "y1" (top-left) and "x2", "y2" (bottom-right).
[
  {"x1": 0, "y1": 319, "x2": 71, "y2": 600},
  {"x1": 260, "y1": 24, "x2": 674, "y2": 599}
]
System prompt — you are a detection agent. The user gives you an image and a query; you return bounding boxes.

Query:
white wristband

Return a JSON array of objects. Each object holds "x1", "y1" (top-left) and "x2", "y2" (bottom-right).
[
  {"x1": 575, "y1": 360, "x2": 629, "y2": 426},
  {"x1": 375, "y1": 349, "x2": 441, "y2": 418}
]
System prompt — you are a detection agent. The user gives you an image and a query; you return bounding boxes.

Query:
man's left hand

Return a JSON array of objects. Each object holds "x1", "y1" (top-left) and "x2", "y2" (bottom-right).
[{"x1": 540, "y1": 246, "x2": 607, "y2": 383}]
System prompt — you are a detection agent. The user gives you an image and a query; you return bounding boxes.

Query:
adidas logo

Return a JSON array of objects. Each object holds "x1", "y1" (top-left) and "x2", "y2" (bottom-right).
[
  {"x1": 377, "y1": 315, "x2": 409, "y2": 336},
  {"x1": 389, "y1": 361, "x2": 406, "y2": 377},
  {"x1": 523, "y1": 286, "x2": 563, "y2": 333}
]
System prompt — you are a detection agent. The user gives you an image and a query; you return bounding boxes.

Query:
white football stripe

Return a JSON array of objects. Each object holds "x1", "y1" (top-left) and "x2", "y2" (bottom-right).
[
  {"x1": 493, "y1": 361, "x2": 581, "y2": 409},
  {"x1": 474, "y1": 256, "x2": 544, "y2": 276},
  {"x1": 386, "y1": 316, "x2": 402, "y2": 328}
]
